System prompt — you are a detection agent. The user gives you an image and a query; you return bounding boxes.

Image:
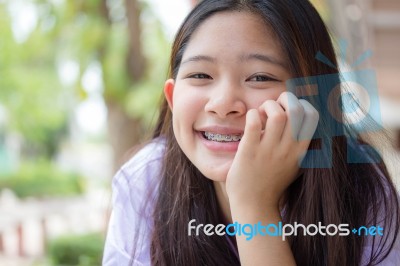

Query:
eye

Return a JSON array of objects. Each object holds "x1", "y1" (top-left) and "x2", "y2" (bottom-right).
[
  {"x1": 187, "y1": 73, "x2": 212, "y2": 79},
  {"x1": 246, "y1": 74, "x2": 279, "y2": 82}
]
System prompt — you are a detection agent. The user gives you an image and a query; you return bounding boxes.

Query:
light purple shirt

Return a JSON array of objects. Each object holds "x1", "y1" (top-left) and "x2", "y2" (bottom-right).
[{"x1": 103, "y1": 139, "x2": 400, "y2": 265}]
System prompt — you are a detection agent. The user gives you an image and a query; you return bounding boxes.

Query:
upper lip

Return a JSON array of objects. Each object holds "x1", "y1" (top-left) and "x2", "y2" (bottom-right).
[{"x1": 195, "y1": 125, "x2": 244, "y2": 135}]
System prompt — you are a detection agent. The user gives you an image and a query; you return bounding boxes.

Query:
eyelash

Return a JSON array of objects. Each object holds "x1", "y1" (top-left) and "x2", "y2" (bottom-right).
[
  {"x1": 186, "y1": 73, "x2": 280, "y2": 82},
  {"x1": 246, "y1": 74, "x2": 279, "y2": 82},
  {"x1": 187, "y1": 73, "x2": 212, "y2": 79}
]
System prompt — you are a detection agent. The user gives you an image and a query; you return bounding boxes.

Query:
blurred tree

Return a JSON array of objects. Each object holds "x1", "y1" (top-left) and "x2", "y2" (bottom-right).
[
  {"x1": 0, "y1": 2, "x2": 69, "y2": 159},
  {"x1": 54, "y1": 0, "x2": 170, "y2": 169},
  {"x1": 1, "y1": 0, "x2": 170, "y2": 169}
]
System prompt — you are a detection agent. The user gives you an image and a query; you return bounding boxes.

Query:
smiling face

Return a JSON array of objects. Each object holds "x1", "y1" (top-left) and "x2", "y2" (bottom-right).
[{"x1": 164, "y1": 11, "x2": 292, "y2": 182}]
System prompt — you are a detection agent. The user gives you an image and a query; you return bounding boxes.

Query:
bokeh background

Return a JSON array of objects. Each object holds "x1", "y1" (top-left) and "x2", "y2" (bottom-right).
[{"x1": 0, "y1": 0, "x2": 399, "y2": 265}]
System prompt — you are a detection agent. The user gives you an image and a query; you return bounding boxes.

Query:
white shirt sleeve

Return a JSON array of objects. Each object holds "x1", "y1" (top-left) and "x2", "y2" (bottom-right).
[{"x1": 102, "y1": 141, "x2": 163, "y2": 266}]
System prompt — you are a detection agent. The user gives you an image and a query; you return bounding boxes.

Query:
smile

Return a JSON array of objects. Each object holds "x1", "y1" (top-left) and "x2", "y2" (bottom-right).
[{"x1": 202, "y1": 131, "x2": 243, "y2": 142}]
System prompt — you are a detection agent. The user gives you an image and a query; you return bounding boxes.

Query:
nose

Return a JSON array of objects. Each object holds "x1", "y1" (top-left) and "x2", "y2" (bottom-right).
[{"x1": 204, "y1": 80, "x2": 246, "y2": 118}]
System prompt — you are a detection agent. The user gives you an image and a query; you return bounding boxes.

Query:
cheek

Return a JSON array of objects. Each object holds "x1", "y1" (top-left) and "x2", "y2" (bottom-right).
[
  {"x1": 171, "y1": 90, "x2": 204, "y2": 131},
  {"x1": 173, "y1": 87, "x2": 207, "y2": 112},
  {"x1": 246, "y1": 87, "x2": 286, "y2": 108}
]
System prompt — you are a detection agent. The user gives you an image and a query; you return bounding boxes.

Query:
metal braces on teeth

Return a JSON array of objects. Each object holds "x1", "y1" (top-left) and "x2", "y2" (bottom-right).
[{"x1": 204, "y1": 132, "x2": 242, "y2": 142}]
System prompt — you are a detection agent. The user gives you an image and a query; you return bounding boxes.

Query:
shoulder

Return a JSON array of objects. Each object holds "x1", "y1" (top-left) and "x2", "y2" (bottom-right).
[
  {"x1": 361, "y1": 162, "x2": 400, "y2": 265},
  {"x1": 103, "y1": 138, "x2": 165, "y2": 266},
  {"x1": 113, "y1": 138, "x2": 165, "y2": 202},
  {"x1": 361, "y1": 225, "x2": 400, "y2": 265},
  {"x1": 119, "y1": 138, "x2": 165, "y2": 182}
]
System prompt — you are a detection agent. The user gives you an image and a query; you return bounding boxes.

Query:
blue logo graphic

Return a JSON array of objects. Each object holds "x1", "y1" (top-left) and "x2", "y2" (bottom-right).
[{"x1": 286, "y1": 41, "x2": 383, "y2": 168}]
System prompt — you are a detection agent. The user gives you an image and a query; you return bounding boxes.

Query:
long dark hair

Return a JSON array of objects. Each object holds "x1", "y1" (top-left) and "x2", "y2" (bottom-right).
[{"x1": 147, "y1": 0, "x2": 400, "y2": 265}]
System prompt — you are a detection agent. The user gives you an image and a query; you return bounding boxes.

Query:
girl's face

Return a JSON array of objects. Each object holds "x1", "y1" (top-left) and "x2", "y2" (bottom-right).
[{"x1": 164, "y1": 11, "x2": 292, "y2": 182}]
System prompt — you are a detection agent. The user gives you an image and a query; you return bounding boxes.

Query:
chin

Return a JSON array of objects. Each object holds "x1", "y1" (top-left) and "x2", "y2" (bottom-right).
[{"x1": 199, "y1": 168, "x2": 229, "y2": 183}]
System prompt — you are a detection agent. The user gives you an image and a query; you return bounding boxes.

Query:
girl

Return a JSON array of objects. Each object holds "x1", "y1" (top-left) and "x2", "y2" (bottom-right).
[{"x1": 103, "y1": 0, "x2": 400, "y2": 265}]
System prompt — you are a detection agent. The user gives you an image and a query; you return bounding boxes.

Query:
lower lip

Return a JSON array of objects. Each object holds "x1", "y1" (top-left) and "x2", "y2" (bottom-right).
[{"x1": 197, "y1": 131, "x2": 240, "y2": 152}]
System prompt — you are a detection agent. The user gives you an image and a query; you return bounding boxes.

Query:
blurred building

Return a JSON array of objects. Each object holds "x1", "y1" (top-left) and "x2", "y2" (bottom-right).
[
  {"x1": 367, "y1": 0, "x2": 400, "y2": 149},
  {"x1": 327, "y1": 0, "x2": 400, "y2": 150},
  {"x1": 365, "y1": 0, "x2": 400, "y2": 188}
]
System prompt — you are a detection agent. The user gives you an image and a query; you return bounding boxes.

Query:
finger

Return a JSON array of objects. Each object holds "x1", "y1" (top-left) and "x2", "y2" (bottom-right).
[
  {"x1": 258, "y1": 100, "x2": 287, "y2": 145},
  {"x1": 276, "y1": 92, "x2": 305, "y2": 141},
  {"x1": 297, "y1": 99, "x2": 319, "y2": 146},
  {"x1": 238, "y1": 109, "x2": 262, "y2": 154}
]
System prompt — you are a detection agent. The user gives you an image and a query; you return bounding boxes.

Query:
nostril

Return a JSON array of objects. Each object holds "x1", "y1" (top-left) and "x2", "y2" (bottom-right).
[
  {"x1": 228, "y1": 110, "x2": 240, "y2": 115},
  {"x1": 204, "y1": 97, "x2": 246, "y2": 117}
]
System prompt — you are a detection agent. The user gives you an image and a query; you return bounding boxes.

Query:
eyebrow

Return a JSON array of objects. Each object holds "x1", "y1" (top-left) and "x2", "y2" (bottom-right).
[
  {"x1": 181, "y1": 55, "x2": 216, "y2": 65},
  {"x1": 180, "y1": 53, "x2": 287, "y2": 68},
  {"x1": 240, "y1": 53, "x2": 287, "y2": 68}
]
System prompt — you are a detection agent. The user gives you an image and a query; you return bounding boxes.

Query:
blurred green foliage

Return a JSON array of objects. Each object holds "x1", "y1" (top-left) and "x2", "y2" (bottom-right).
[
  {"x1": 0, "y1": 2, "x2": 69, "y2": 159},
  {"x1": 48, "y1": 0, "x2": 170, "y2": 123},
  {"x1": 48, "y1": 233, "x2": 104, "y2": 266},
  {"x1": 0, "y1": 0, "x2": 170, "y2": 163},
  {"x1": 0, "y1": 160, "x2": 85, "y2": 198}
]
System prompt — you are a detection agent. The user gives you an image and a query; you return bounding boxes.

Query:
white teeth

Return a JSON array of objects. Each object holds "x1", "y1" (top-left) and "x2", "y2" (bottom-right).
[{"x1": 203, "y1": 132, "x2": 242, "y2": 142}]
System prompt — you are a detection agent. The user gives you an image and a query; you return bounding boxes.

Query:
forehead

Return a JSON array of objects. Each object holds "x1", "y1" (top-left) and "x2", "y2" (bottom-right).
[{"x1": 182, "y1": 11, "x2": 284, "y2": 62}]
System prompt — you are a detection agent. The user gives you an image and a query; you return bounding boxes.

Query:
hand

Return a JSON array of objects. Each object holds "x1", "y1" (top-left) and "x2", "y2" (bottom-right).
[{"x1": 226, "y1": 92, "x2": 319, "y2": 212}]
